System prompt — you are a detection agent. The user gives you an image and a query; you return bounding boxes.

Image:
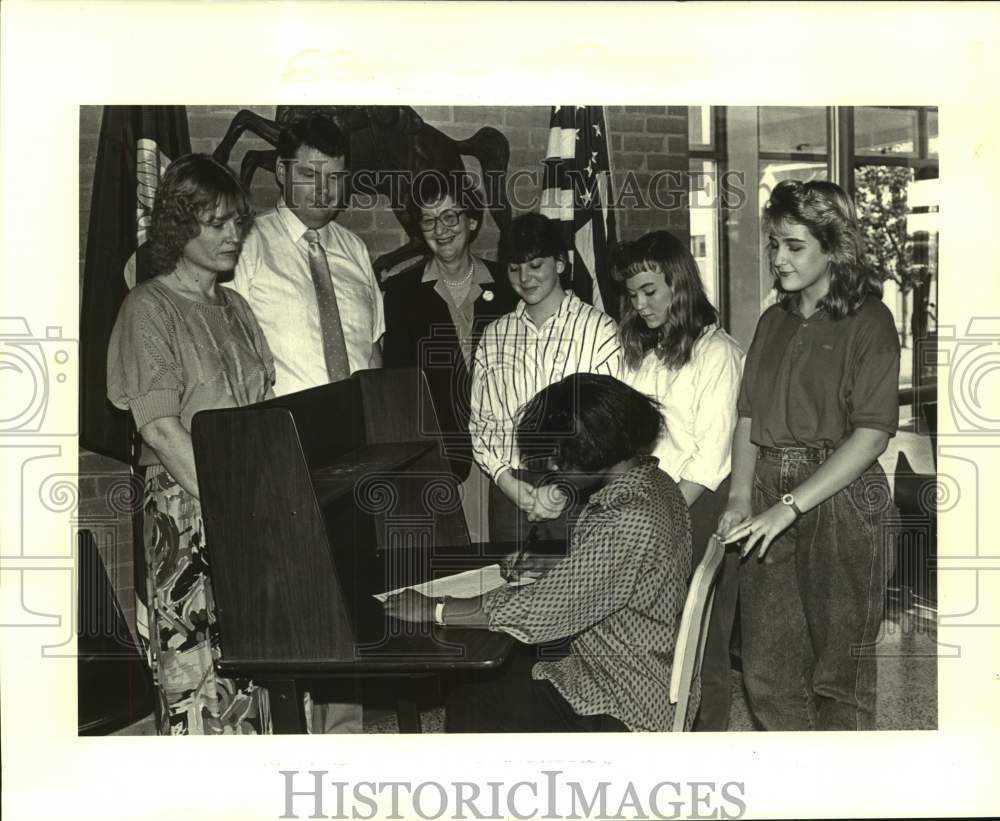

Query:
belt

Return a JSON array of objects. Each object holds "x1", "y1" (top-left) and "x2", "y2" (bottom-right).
[{"x1": 758, "y1": 445, "x2": 834, "y2": 462}]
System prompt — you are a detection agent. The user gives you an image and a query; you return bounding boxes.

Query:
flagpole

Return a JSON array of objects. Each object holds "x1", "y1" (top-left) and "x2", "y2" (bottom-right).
[{"x1": 602, "y1": 105, "x2": 618, "y2": 246}]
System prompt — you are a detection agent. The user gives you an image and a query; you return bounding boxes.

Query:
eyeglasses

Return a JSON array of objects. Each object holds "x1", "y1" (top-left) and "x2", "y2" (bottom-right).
[{"x1": 419, "y1": 209, "x2": 463, "y2": 232}]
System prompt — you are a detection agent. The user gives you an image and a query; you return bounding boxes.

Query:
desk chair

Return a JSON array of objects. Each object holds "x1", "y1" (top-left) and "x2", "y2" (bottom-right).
[
  {"x1": 889, "y1": 450, "x2": 937, "y2": 612},
  {"x1": 921, "y1": 401, "x2": 937, "y2": 469},
  {"x1": 669, "y1": 535, "x2": 725, "y2": 732}
]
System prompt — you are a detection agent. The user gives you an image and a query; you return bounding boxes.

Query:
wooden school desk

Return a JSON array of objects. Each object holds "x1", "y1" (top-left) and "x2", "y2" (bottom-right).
[{"x1": 191, "y1": 368, "x2": 528, "y2": 733}]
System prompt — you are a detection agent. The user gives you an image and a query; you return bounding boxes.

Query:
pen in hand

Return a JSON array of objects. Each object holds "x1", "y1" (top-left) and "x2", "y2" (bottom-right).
[{"x1": 501, "y1": 524, "x2": 538, "y2": 582}]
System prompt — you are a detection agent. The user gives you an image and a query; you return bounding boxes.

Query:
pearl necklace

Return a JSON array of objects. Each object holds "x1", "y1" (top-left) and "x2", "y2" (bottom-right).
[{"x1": 442, "y1": 261, "x2": 475, "y2": 288}]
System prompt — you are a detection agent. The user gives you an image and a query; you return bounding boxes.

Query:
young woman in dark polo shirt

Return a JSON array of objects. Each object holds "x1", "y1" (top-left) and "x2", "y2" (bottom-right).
[{"x1": 719, "y1": 179, "x2": 900, "y2": 731}]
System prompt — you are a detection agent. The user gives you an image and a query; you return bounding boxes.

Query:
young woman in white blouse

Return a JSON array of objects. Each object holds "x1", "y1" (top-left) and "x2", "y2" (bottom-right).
[{"x1": 612, "y1": 230, "x2": 744, "y2": 731}]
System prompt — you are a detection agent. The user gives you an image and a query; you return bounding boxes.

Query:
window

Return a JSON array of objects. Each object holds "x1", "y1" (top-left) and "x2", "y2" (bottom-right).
[
  {"x1": 710, "y1": 105, "x2": 938, "y2": 395},
  {"x1": 752, "y1": 107, "x2": 833, "y2": 311},
  {"x1": 759, "y1": 160, "x2": 828, "y2": 206},
  {"x1": 855, "y1": 106, "x2": 919, "y2": 156},
  {"x1": 852, "y1": 107, "x2": 939, "y2": 392},
  {"x1": 927, "y1": 109, "x2": 938, "y2": 158},
  {"x1": 688, "y1": 105, "x2": 713, "y2": 150},
  {"x1": 759, "y1": 106, "x2": 828, "y2": 154},
  {"x1": 687, "y1": 108, "x2": 726, "y2": 316},
  {"x1": 689, "y1": 158, "x2": 720, "y2": 306}
]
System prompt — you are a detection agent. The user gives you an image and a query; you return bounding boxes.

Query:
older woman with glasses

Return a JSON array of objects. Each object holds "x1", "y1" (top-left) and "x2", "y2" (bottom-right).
[{"x1": 382, "y1": 172, "x2": 517, "y2": 542}]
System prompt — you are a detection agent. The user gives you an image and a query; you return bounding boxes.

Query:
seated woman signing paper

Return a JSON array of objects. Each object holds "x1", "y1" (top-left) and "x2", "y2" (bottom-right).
[{"x1": 384, "y1": 373, "x2": 694, "y2": 732}]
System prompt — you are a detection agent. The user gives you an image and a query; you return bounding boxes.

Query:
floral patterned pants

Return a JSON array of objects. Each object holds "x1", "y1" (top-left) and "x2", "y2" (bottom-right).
[{"x1": 142, "y1": 467, "x2": 271, "y2": 734}]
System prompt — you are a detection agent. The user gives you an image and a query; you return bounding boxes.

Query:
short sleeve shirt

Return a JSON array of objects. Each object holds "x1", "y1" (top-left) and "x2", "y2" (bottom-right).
[
  {"x1": 737, "y1": 297, "x2": 900, "y2": 448},
  {"x1": 106, "y1": 278, "x2": 275, "y2": 433}
]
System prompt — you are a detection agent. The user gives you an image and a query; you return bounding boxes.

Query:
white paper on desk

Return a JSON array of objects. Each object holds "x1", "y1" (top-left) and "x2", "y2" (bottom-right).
[{"x1": 373, "y1": 564, "x2": 534, "y2": 602}]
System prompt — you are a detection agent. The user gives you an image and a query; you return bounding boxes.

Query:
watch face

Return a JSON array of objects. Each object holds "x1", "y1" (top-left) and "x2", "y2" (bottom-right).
[{"x1": 781, "y1": 493, "x2": 794, "y2": 505}]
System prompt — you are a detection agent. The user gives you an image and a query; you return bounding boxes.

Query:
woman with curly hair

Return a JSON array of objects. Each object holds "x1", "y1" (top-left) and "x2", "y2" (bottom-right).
[
  {"x1": 719, "y1": 179, "x2": 900, "y2": 731},
  {"x1": 611, "y1": 229, "x2": 744, "y2": 730},
  {"x1": 107, "y1": 153, "x2": 275, "y2": 734}
]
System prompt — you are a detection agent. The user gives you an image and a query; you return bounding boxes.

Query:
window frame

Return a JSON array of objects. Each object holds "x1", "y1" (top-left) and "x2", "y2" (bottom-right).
[
  {"x1": 847, "y1": 106, "x2": 939, "y2": 399},
  {"x1": 688, "y1": 106, "x2": 730, "y2": 328}
]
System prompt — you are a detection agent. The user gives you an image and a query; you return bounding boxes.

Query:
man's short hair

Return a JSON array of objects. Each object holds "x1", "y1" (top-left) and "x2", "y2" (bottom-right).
[{"x1": 277, "y1": 115, "x2": 350, "y2": 168}]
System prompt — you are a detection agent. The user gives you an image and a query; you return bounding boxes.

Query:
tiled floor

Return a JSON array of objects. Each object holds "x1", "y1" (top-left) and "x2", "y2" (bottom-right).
[
  {"x1": 114, "y1": 610, "x2": 937, "y2": 735},
  {"x1": 360, "y1": 612, "x2": 937, "y2": 734}
]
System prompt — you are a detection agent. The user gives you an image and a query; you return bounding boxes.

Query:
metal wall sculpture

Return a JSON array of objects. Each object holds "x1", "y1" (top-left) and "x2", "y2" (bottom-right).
[{"x1": 213, "y1": 105, "x2": 512, "y2": 279}]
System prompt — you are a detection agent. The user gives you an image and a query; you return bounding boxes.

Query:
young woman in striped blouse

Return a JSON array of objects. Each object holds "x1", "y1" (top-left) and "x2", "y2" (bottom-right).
[{"x1": 468, "y1": 212, "x2": 623, "y2": 542}]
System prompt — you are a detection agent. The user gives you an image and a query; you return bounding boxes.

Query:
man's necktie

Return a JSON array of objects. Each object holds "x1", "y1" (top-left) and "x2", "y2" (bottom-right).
[{"x1": 305, "y1": 228, "x2": 351, "y2": 382}]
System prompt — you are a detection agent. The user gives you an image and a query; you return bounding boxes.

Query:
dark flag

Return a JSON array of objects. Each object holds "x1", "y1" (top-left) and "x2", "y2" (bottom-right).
[
  {"x1": 79, "y1": 106, "x2": 190, "y2": 648},
  {"x1": 79, "y1": 105, "x2": 191, "y2": 463},
  {"x1": 540, "y1": 105, "x2": 619, "y2": 319}
]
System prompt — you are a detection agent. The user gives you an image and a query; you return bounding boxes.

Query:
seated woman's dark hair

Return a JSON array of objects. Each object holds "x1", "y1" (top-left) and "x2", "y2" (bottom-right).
[
  {"x1": 147, "y1": 153, "x2": 253, "y2": 277},
  {"x1": 516, "y1": 373, "x2": 663, "y2": 472},
  {"x1": 407, "y1": 170, "x2": 485, "y2": 241},
  {"x1": 500, "y1": 212, "x2": 571, "y2": 287}
]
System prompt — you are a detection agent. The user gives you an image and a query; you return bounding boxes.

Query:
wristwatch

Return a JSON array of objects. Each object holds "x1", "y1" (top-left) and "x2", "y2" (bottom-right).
[{"x1": 781, "y1": 493, "x2": 803, "y2": 517}]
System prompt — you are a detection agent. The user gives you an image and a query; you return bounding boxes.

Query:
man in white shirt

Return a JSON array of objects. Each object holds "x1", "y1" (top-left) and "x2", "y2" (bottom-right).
[
  {"x1": 227, "y1": 115, "x2": 384, "y2": 397},
  {"x1": 225, "y1": 115, "x2": 382, "y2": 734}
]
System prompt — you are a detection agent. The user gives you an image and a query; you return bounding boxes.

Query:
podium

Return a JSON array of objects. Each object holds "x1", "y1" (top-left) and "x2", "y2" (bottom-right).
[{"x1": 191, "y1": 368, "x2": 515, "y2": 732}]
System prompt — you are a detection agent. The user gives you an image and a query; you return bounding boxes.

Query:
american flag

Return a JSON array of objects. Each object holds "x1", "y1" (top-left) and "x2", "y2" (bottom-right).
[{"x1": 540, "y1": 105, "x2": 619, "y2": 319}]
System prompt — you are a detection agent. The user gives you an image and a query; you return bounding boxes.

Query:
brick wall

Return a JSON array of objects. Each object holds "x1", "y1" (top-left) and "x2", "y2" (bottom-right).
[
  {"x1": 77, "y1": 450, "x2": 141, "y2": 638},
  {"x1": 608, "y1": 106, "x2": 690, "y2": 241},
  {"x1": 78, "y1": 104, "x2": 691, "y2": 627},
  {"x1": 81, "y1": 105, "x2": 690, "y2": 280}
]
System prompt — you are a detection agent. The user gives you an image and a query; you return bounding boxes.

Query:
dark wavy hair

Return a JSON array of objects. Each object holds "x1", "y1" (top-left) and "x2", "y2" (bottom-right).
[
  {"x1": 276, "y1": 116, "x2": 352, "y2": 204},
  {"x1": 516, "y1": 373, "x2": 663, "y2": 472},
  {"x1": 147, "y1": 154, "x2": 252, "y2": 276},
  {"x1": 406, "y1": 170, "x2": 485, "y2": 242},
  {"x1": 610, "y1": 230, "x2": 719, "y2": 371},
  {"x1": 763, "y1": 179, "x2": 882, "y2": 318},
  {"x1": 500, "y1": 212, "x2": 572, "y2": 288}
]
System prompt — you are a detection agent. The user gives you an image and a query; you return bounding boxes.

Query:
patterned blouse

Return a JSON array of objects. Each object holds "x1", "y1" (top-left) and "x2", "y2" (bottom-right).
[{"x1": 483, "y1": 457, "x2": 694, "y2": 731}]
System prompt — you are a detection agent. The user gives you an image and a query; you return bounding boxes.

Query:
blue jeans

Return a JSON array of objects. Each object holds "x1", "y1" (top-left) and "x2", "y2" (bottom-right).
[{"x1": 739, "y1": 447, "x2": 895, "y2": 730}]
